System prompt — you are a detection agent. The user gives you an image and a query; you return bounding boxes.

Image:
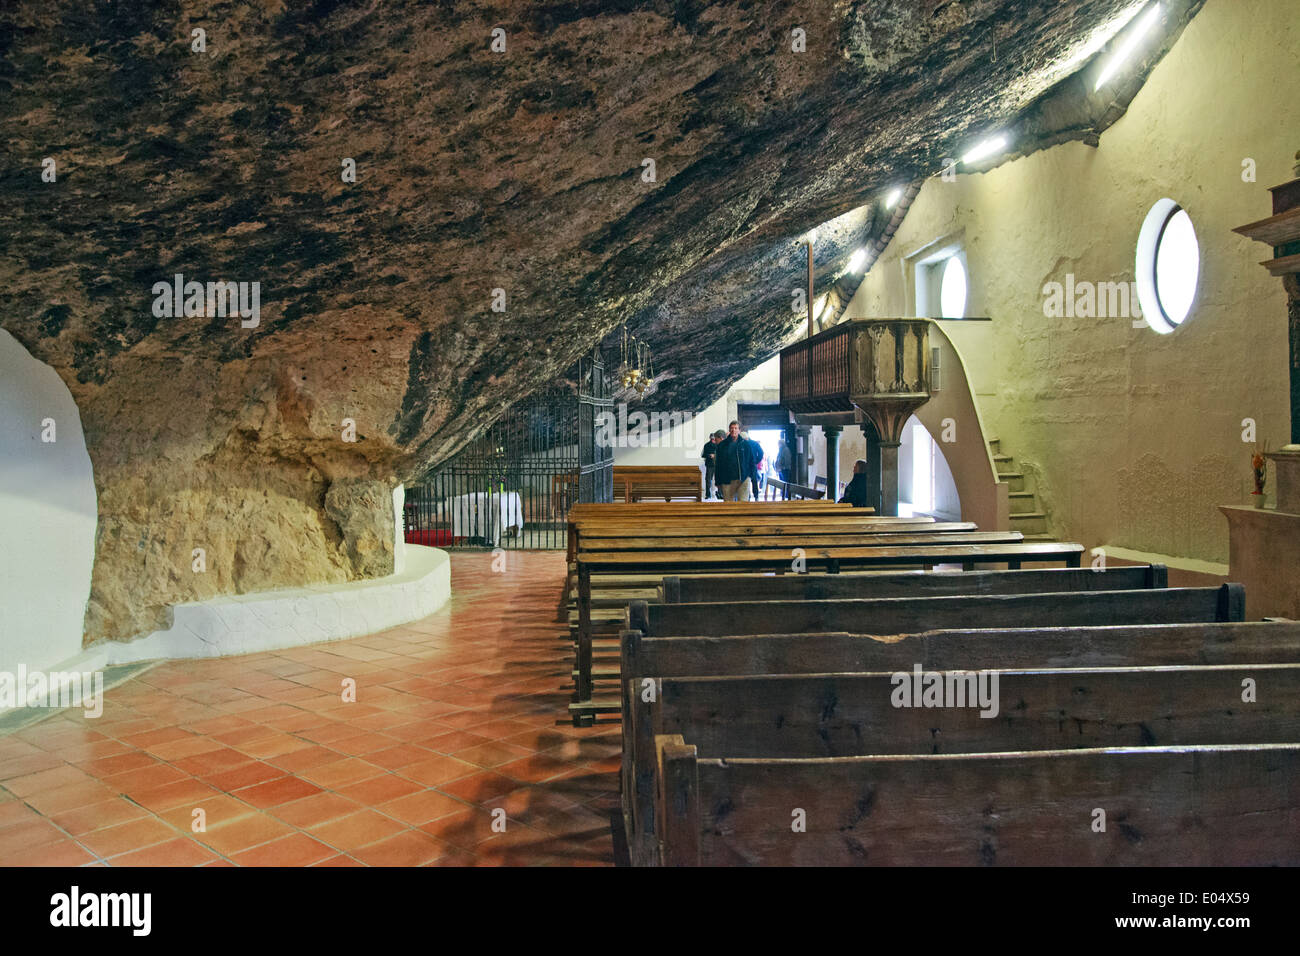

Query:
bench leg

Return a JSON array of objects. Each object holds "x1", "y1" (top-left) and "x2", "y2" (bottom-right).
[{"x1": 575, "y1": 564, "x2": 594, "y2": 726}]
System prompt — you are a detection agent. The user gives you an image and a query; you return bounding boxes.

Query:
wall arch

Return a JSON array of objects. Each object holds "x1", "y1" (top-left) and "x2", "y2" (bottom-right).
[{"x1": 0, "y1": 330, "x2": 97, "y2": 673}]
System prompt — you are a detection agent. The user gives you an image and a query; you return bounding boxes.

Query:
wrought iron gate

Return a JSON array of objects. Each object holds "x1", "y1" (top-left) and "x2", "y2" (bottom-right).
[
  {"x1": 578, "y1": 350, "x2": 614, "y2": 505},
  {"x1": 404, "y1": 352, "x2": 611, "y2": 550}
]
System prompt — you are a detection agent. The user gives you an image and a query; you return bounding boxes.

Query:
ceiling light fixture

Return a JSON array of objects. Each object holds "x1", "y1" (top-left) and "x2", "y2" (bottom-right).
[
  {"x1": 1094, "y1": 2, "x2": 1162, "y2": 91},
  {"x1": 961, "y1": 133, "x2": 1009, "y2": 165}
]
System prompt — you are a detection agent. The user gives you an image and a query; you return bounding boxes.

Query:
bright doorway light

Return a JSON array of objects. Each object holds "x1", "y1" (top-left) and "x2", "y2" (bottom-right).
[
  {"x1": 847, "y1": 248, "x2": 867, "y2": 272},
  {"x1": 885, "y1": 188, "x2": 903, "y2": 209}
]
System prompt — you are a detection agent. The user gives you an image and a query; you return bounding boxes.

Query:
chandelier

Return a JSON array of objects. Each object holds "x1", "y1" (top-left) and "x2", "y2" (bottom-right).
[{"x1": 616, "y1": 325, "x2": 655, "y2": 397}]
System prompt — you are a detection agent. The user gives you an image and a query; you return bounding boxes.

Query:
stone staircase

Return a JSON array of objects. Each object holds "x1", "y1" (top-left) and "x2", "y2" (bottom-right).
[{"x1": 988, "y1": 437, "x2": 1053, "y2": 540}]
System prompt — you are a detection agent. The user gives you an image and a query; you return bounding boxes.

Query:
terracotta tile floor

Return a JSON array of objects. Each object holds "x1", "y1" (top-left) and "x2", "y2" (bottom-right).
[{"x1": 0, "y1": 551, "x2": 619, "y2": 866}]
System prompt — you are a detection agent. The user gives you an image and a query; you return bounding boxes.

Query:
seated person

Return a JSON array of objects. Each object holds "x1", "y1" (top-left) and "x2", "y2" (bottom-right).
[{"x1": 837, "y1": 459, "x2": 870, "y2": 508}]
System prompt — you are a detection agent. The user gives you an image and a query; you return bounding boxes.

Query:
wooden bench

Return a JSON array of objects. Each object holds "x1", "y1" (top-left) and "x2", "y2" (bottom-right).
[
  {"x1": 764, "y1": 477, "x2": 825, "y2": 500},
  {"x1": 612, "y1": 466, "x2": 703, "y2": 502},
  {"x1": 661, "y1": 564, "x2": 1169, "y2": 603},
  {"x1": 566, "y1": 501, "x2": 875, "y2": 560},
  {"x1": 620, "y1": 617, "x2": 1300, "y2": 863},
  {"x1": 626, "y1": 584, "x2": 1245, "y2": 637},
  {"x1": 571, "y1": 541, "x2": 1085, "y2": 718},
  {"x1": 581, "y1": 530, "x2": 1019, "y2": 551},
  {"x1": 620, "y1": 619, "x2": 1300, "y2": 679},
  {"x1": 654, "y1": 739, "x2": 1300, "y2": 865},
  {"x1": 630, "y1": 662, "x2": 1300, "y2": 863}
]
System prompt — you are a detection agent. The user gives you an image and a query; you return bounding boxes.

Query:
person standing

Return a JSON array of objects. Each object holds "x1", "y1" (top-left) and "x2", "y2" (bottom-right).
[
  {"x1": 775, "y1": 440, "x2": 793, "y2": 497},
  {"x1": 700, "y1": 430, "x2": 724, "y2": 499},
  {"x1": 715, "y1": 421, "x2": 756, "y2": 501}
]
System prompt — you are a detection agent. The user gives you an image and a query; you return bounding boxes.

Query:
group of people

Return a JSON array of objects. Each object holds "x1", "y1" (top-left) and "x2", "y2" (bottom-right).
[
  {"x1": 700, "y1": 421, "x2": 792, "y2": 501},
  {"x1": 700, "y1": 420, "x2": 872, "y2": 507}
]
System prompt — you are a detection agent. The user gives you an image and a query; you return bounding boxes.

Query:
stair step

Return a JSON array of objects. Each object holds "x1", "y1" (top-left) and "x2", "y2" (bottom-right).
[
  {"x1": 1022, "y1": 532, "x2": 1056, "y2": 541},
  {"x1": 1008, "y1": 491, "x2": 1035, "y2": 498},
  {"x1": 1010, "y1": 511, "x2": 1047, "y2": 520},
  {"x1": 992, "y1": 454, "x2": 1013, "y2": 463}
]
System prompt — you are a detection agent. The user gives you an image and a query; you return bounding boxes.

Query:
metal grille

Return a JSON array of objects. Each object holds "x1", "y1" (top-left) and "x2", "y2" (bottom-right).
[{"x1": 404, "y1": 353, "x2": 610, "y2": 550}]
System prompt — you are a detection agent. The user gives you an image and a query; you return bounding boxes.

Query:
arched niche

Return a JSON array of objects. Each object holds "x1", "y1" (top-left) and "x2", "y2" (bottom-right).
[{"x1": 0, "y1": 330, "x2": 97, "y2": 673}]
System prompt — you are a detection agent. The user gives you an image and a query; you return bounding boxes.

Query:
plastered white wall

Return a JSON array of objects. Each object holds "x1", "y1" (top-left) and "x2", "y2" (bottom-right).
[
  {"x1": 843, "y1": 0, "x2": 1297, "y2": 562},
  {"x1": 614, "y1": 357, "x2": 782, "y2": 466},
  {"x1": 0, "y1": 329, "x2": 98, "y2": 673}
]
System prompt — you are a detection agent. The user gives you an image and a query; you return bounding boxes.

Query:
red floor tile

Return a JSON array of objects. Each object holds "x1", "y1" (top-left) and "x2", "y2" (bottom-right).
[{"x1": 0, "y1": 552, "x2": 615, "y2": 867}]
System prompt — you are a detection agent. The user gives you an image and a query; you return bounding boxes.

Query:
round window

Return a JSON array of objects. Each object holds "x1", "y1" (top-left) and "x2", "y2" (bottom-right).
[
  {"x1": 940, "y1": 256, "x2": 967, "y2": 319},
  {"x1": 1136, "y1": 199, "x2": 1200, "y2": 333}
]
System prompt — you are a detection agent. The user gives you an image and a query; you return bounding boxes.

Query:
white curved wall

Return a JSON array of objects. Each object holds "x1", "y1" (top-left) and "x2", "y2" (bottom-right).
[{"x1": 0, "y1": 330, "x2": 97, "y2": 672}]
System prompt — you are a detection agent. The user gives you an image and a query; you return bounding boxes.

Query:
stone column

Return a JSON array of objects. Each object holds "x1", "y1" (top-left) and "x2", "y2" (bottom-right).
[
  {"x1": 879, "y1": 441, "x2": 902, "y2": 516},
  {"x1": 861, "y1": 421, "x2": 882, "y2": 512},
  {"x1": 823, "y1": 426, "x2": 842, "y2": 499}
]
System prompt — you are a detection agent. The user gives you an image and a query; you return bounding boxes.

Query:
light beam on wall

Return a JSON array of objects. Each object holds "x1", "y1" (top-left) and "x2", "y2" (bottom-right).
[{"x1": 1094, "y1": 3, "x2": 1162, "y2": 91}]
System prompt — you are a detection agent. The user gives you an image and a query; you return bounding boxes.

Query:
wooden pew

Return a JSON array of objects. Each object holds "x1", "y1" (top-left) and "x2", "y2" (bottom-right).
[
  {"x1": 566, "y1": 501, "x2": 877, "y2": 561},
  {"x1": 612, "y1": 465, "x2": 704, "y2": 502},
  {"x1": 571, "y1": 541, "x2": 1086, "y2": 718},
  {"x1": 626, "y1": 660, "x2": 1300, "y2": 863},
  {"x1": 764, "y1": 477, "x2": 825, "y2": 500},
  {"x1": 638, "y1": 665, "x2": 1300, "y2": 758},
  {"x1": 581, "y1": 530, "x2": 1019, "y2": 551},
  {"x1": 654, "y1": 739, "x2": 1300, "y2": 865},
  {"x1": 661, "y1": 564, "x2": 1168, "y2": 603},
  {"x1": 620, "y1": 619, "x2": 1300, "y2": 678},
  {"x1": 618, "y1": 618, "x2": 1300, "y2": 862},
  {"x1": 627, "y1": 584, "x2": 1244, "y2": 637},
  {"x1": 568, "y1": 515, "x2": 936, "y2": 562}
]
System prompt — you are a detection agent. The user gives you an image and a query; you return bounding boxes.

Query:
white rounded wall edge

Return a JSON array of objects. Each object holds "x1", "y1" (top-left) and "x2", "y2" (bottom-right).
[
  {"x1": 0, "y1": 329, "x2": 98, "y2": 675},
  {"x1": 96, "y1": 545, "x2": 451, "y2": 664}
]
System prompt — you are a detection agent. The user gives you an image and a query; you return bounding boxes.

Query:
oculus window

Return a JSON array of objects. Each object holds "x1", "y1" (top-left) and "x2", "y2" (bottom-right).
[{"x1": 1135, "y1": 198, "x2": 1200, "y2": 333}]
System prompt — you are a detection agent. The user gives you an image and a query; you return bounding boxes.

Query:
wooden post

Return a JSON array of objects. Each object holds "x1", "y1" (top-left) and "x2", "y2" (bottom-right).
[
  {"x1": 575, "y1": 563, "x2": 593, "y2": 724},
  {"x1": 657, "y1": 736, "x2": 700, "y2": 867}
]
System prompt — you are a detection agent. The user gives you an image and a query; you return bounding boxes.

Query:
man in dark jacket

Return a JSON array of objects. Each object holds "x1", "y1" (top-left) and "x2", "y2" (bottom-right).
[
  {"x1": 700, "y1": 430, "x2": 724, "y2": 499},
  {"x1": 715, "y1": 421, "x2": 757, "y2": 501},
  {"x1": 838, "y1": 459, "x2": 871, "y2": 508}
]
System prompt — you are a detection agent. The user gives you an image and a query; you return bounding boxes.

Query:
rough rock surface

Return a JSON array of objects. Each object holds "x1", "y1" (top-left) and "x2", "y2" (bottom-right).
[{"x1": 1, "y1": 0, "x2": 1164, "y2": 643}]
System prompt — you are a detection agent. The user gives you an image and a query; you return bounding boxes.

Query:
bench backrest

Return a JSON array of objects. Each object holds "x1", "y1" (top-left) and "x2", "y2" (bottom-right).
[
  {"x1": 628, "y1": 584, "x2": 1244, "y2": 637},
  {"x1": 581, "y1": 530, "x2": 1021, "y2": 551},
  {"x1": 620, "y1": 619, "x2": 1300, "y2": 678},
  {"x1": 662, "y1": 564, "x2": 1167, "y2": 603},
  {"x1": 577, "y1": 541, "x2": 1086, "y2": 571},
  {"x1": 641, "y1": 665, "x2": 1300, "y2": 758},
  {"x1": 656, "y1": 739, "x2": 1300, "y2": 865}
]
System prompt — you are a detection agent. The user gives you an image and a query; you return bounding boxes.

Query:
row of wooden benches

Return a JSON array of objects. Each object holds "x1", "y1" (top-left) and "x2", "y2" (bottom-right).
[
  {"x1": 565, "y1": 501, "x2": 1086, "y2": 721},
  {"x1": 616, "y1": 565, "x2": 1298, "y2": 865}
]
